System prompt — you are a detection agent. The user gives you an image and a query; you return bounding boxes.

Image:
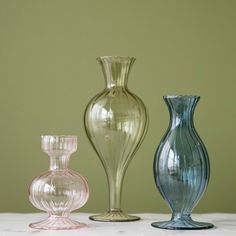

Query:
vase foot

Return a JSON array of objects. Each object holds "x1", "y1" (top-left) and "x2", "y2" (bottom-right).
[
  {"x1": 151, "y1": 217, "x2": 214, "y2": 230},
  {"x1": 29, "y1": 216, "x2": 87, "y2": 230},
  {"x1": 89, "y1": 211, "x2": 140, "y2": 222}
]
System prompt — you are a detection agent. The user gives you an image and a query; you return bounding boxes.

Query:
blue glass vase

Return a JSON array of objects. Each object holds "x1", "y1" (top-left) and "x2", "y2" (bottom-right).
[{"x1": 152, "y1": 95, "x2": 214, "y2": 230}]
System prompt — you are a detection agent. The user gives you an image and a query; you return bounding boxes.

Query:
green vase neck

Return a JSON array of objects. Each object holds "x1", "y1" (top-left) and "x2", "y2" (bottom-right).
[{"x1": 97, "y1": 56, "x2": 135, "y2": 89}]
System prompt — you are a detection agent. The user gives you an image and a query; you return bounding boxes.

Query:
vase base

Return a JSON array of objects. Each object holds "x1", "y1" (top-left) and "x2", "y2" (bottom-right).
[
  {"x1": 29, "y1": 216, "x2": 87, "y2": 230},
  {"x1": 151, "y1": 218, "x2": 214, "y2": 230},
  {"x1": 89, "y1": 211, "x2": 140, "y2": 222}
]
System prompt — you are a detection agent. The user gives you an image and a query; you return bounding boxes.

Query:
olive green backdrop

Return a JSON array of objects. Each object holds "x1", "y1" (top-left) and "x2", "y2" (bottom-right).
[{"x1": 0, "y1": 0, "x2": 235, "y2": 213}]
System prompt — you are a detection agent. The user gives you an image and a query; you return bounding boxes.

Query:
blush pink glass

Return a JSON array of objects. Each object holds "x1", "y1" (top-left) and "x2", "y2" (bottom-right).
[{"x1": 28, "y1": 135, "x2": 89, "y2": 230}]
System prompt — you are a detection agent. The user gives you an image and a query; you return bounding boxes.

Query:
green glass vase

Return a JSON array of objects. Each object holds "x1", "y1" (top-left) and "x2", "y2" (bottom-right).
[{"x1": 84, "y1": 56, "x2": 148, "y2": 222}]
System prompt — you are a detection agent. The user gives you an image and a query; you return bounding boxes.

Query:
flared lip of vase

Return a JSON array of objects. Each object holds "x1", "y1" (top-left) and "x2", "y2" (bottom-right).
[
  {"x1": 41, "y1": 135, "x2": 78, "y2": 152},
  {"x1": 96, "y1": 56, "x2": 136, "y2": 63},
  {"x1": 41, "y1": 135, "x2": 78, "y2": 141},
  {"x1": 163, "y1": 95, "x2": 200, "y2": 100}
]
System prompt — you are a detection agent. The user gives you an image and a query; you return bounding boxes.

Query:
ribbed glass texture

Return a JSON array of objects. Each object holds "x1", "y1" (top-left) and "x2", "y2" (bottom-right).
[
  {"x1": 28, "y1": 135, "x2": 89, "y2": 230},
  {"x1": 84, "y1": 56, "x2": 148, "y2": 222},
  {"x1": 152, "y1": 95, "x2": 214, "y2": 230}
]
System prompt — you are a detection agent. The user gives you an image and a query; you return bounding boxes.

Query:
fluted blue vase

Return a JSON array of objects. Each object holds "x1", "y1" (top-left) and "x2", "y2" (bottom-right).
[{"x1": 152, "y1": 95, "x2": 214, "y2": 230}]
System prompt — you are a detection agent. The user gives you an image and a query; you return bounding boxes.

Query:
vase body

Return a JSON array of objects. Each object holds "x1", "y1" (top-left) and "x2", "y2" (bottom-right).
[
  {"x1": 84, "y1": 56, "x2": 148, "y2": 222},
  {"x1": 152, "y1": 95, "x2": 214, "y2": 230},
  {"x1": 29, "y1": 135, "x2": 89, "y2": 230}
]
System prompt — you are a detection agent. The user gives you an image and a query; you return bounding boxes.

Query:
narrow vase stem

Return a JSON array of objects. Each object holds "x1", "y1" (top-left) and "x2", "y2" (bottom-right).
[
  {"x1": 171, "y1": 213, "x2": 191, "y2": 221},
  {"x1": 107, "y1": 172, "x2": 123, "y2": 212},
  {"x1": 49, "y1": 212, "x2": 70, "y2": 218}
]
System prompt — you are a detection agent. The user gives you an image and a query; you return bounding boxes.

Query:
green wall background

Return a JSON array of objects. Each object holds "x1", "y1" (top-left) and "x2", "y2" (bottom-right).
[{"x1": 0, "y1": 0, "x2": 235, "y2": 213}]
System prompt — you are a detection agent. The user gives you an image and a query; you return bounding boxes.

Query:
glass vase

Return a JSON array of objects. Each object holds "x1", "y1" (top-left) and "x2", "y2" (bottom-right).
[
  {"x1": 152, "y1": 95, "x2": 214, "y2": 230},
  {"x1": 28, "y1": 135, "x2": 89, "y2": 230},
  {"x1": 84, "y1": 56, "x2": 148, "y2": 222}
]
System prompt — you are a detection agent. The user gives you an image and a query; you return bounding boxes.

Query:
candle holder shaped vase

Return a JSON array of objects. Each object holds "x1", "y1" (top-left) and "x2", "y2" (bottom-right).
[
  {"x1": 84, "y1": 56, "x2": 148, "y2": 222},
  {"x1": 152, "y1": 95, "x2": 214, "y2": 230},
  {"x1": 29, "y1": 135, "x2": 89, "y2": 230}
]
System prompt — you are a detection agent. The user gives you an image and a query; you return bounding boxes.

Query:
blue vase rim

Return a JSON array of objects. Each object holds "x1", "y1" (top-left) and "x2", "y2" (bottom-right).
[{"x1": 163, "y1": 95, "x2": 200, "y2": 99}]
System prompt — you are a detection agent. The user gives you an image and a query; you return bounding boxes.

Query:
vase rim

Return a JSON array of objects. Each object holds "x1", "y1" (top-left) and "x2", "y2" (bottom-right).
[
  {"x1": 163, "y1": 95, "x2": 200, "y2": 99},
  {"x1": 97, "y1": 56, "x2": 136, "y2": 63},
  {"x1": 41, "y1": 135, "x2": 77, "y2": 139}
]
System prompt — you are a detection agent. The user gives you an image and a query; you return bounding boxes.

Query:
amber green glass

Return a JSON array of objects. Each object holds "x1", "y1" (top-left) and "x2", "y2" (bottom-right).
[{"x1": 84, "y1": 56, "x2": 148, "y2": 222}]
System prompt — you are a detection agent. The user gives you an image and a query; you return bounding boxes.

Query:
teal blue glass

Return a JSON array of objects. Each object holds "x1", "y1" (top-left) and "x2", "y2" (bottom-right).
[{"x1": 152, "y1": 95, "x2": 214, "y2": 230}]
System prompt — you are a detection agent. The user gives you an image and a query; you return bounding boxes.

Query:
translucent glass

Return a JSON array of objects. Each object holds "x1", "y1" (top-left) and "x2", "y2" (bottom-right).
[
  {"x1": 152, "y1": 95, "x2": 214, "y2": 230},
  {"x1": 84, "y1": 56, "x2": 148, "y2": 222},
  {"x1": 28, "y1": 135, "x2": 89, "y2": 230}
]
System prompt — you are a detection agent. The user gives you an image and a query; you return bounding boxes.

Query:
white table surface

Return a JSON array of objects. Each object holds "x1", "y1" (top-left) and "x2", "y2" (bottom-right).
[{"x1": 0, "y1": 213, "x2": 236, "y2": 236}]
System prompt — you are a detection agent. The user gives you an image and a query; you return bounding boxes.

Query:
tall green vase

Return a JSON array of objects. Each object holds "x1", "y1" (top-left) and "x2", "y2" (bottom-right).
[{"x1": 84, "y1": 56, "x2": 148, "y2": 222}]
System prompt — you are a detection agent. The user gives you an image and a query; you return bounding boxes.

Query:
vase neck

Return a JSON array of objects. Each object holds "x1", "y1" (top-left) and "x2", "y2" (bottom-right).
[
  {"x1": 164, "y1": 95, "x2": 200, "y2": 127},
  {"x1": 41, "y1": 135, "x2": 77, "y2": 171},
  {"x1": 49, "y1": 153, "x2": 70, "y2": 171},
  {"x1": 97, "y1": 56, "x2": 135, "y2": 89}
]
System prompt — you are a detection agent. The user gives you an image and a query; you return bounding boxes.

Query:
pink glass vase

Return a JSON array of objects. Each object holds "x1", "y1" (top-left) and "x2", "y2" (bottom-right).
[{"x1": 28, "y1": 135, "x2": 89, "y2": 230}]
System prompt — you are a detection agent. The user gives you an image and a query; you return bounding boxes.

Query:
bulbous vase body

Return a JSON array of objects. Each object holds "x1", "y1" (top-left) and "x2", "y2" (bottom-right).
[
  {"x1": 84, "y1": 56, "x2": 148, "y2": 222},
  {"x1": 152, "y1": 95, "x2": 214, "y2": 230},
  {"x1": 29, "y1": 135, "x2": 89, "y2": 230}
]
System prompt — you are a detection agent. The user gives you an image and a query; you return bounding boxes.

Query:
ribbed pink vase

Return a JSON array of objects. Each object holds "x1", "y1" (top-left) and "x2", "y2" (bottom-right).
[{"x1": 28, "y1": 135, "x2": 89, "y2": 230}]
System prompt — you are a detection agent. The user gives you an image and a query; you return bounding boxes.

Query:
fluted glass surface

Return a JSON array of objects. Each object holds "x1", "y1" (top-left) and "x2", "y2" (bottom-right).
[
  {"x1": 152, "y1": 95, "x2": 214, "y2": 230},
  {"x1": 29, "y1": 135, "x2": 89, "y2": 230},
  {"x1": 84, "y1": 56, "x2": 148, "y2": 222}
]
